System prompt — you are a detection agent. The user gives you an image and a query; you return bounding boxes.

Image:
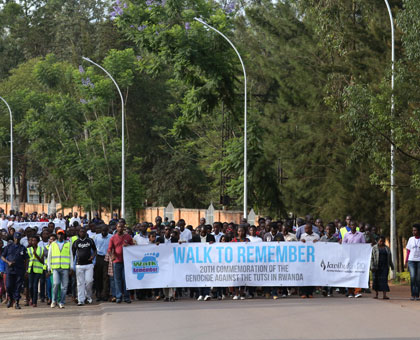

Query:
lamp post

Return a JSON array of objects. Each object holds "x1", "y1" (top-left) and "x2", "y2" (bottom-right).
[
  {"x1": 0, "y1": 96, "x2": 13, "y2": 214},
  {"x1": 82, "y1": 57, "x2": 126, "y2": 218},
  {"x1": 194, "y1": 17, "x2": 248, "y2": 219},
  {"x1": 384, "y1": 0, "x2": 397, "y2": 278}
]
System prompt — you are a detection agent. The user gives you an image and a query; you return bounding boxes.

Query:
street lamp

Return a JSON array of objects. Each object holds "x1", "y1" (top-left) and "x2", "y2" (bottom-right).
[
  {"x1": 194, "y1": 17, "x2": 248, "y2": 219},
  {"x1": 0, "y1": 96, "x2": 13, "y2": 214},
  {"x1": 82, "y1": 57, "x2": 126, "y2": 219},
  {"x1": 384, "y1": 0, "x2": 397, "y2": 278}
]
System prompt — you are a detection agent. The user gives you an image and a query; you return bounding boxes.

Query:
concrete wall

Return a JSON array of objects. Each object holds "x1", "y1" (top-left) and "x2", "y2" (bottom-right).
[{"x1": 0, "y1": 203, "x2": 255, "y2": 226}]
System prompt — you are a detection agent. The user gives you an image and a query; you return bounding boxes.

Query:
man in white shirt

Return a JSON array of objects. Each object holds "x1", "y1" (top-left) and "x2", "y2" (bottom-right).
[
  {"x1": 69, "y1": 212, "x2": 82, "y2": 227},
  {"x1": 53, "y1": 213, "x2": 67, "y2": 230},
  {"x1": 300, "y1": 222, "x2": 320, "y2": 243},
  {"x1": 0, "y1": 214, "x2": 8, "y2": 230},
  {"x1": 133, "y1": 223, "x2": 149, "y2": 245},
  {"x1": 178, "y1": 219, "x2": 192, "y2": 243},
  {"x1": 211, "y1": 222, "x2": 225, "y2": 242},
  {"x1": 300, "y1": 222, "x2": 319, "y2": 298}
]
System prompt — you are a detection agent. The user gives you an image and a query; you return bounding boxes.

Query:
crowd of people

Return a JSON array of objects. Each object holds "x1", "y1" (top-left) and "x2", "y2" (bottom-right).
[{"x1": 0, "y1": 209, "x2": 419, "y2": 310}]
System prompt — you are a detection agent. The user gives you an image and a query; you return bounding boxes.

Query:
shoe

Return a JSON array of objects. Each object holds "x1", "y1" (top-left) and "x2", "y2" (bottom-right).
[
  {"x1": 233, "y1": 295, "x2": 239, "y2": 300},
  {"x1": 46, "y1": 299, "x2": 51, "y2": 305},
  {"x1": 155, "y1": 296, "x2": 161, "y2": 301},
  {"x1": 355, "y1": 294, "x2": 362, "y2": 298},
  {"x1": 322, "y1": 291, "x2": 327, "y2": 297},
  {"x1": 59, "y1": 303, "x2": 65, "y2": 309},
  {"x1": 217, "y1": 296, "x2": 222, "y2": 300},
  {"x1": 15, "y1": 302, "x2": 21, "y2": 310},
  {"x1": 348, "y1": 294, "x2": 354, "y2": 298},
  {"x1": 415, "y1": 297, "x2": 420, "y2": 301},
  {"x1": 281, "y1": 294, "x2": 287, "y2": 298},
  {"x1": 51, "y1": 302, "x2": 57, "y2": 308},
  {"x1": 7, "y1": 300, "x2": 13, "y2": 308},
  {"x1": 204, "y1": 295, "x2": 211, "y2": 301},
  {"x1": 327, "y1": 294, "x2": 332, "y2": 297},
  {"x1": 41, "y1": 298, "x2": 45, "y2": 303},
  {"x1": 410, "y1": 297, "x2": 415, "y2": 301},
  {"x1": 197, "y1": 295, "x2": 204, "y2": 301},
  {"x1": 273, "y1": 295, "x2": 278, "y2": 300},
  {"x1": 32, "y1": 304, "x2": 37, "y2": 307},
  {"x1": 125, "y1": 300, "x2": 132, "y2": 304},
  {"x1": 87, "y1": 298, "x2": 93, "y2": 304},
  {"x1": 221, "y1": 295, "x2": 226, "y2": 300},
  {"x1": 240, "y1": 296, "x2": 245, "y2": 300},
  {"x1": 111, "y1": 297, "x2": 117, "y2": 303},
  {"x1": 308, "y1": 295, "x2": 313, "y2": 299},
  {"x1": 301, "y1": 295, "x2": 307, "y2": 299},
  {"x1": 116, "y1": 299, "x2": 122, "y2": 304},
  {"x1": 169, "y1": 297, "x2": 175, "y2": 302},
  {"x1": 164, "y1": 298, "x2": 169, "y2": 302}
]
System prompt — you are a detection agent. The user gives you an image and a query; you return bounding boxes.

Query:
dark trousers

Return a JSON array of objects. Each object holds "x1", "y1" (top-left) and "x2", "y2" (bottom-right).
[
  {"x1": 28, "y1": 272, "x2": 41, "y2": 304},
  {"x1": 6, "y1": 272, "x2": 24, "y2": 302},
  {"x1": 199, "y1": 287, "x2": 210, "y2": 296},
  {"x1": 39, "y1": 271, "x2": 46, "y2": 300},
  {"x1": 94, "y1": 255, "x2": 109, "y2": 299},
  {"x1": 301, "y1": 286, "x2": 314, "y2": 296}
]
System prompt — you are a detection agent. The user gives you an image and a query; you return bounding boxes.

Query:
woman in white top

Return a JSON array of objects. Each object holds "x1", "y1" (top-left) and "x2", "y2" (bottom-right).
[{"x1": 405, "y1": 224, "x2": 420, "y2": 300}]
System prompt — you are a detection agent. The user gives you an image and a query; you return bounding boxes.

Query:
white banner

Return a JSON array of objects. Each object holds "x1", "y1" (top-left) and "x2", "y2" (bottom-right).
[
  {"x1": 9, "y1": 222, "x2": 49, "y2": 233},
  {"x1": 124, "y1": 242, "x2": 372, "y2": 290}
]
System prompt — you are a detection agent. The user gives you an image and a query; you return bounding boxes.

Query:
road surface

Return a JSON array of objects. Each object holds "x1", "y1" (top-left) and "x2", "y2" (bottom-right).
[{"x1": 0, "y1": 286, "x2": 418, "y2": 340}]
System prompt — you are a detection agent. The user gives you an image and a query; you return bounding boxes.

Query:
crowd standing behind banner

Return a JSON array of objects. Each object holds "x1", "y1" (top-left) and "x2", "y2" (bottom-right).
[{"x1": 0, "y1": 209, "x2": 419, "y2": 310}]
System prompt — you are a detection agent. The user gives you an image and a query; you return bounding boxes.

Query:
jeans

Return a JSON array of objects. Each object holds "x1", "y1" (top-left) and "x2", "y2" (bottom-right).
[
  {"x1": 110, "y1": 275, "x2": 115, "y2": 298},
  {"x1": 408, "y1": 261, "x2": 420, "y2": 298},
  {"x1": 52, "y1": 269, "x2": 69, "y2": 304},
  {"x1": 76, "y1": 264, "x2": 94, "y2": 304},
  {"x1": 39, "y1": 271, "x2": 46, "y2": 300},
  {"x1": 28, "y1": 272, "x2": 41, "y2": 304},
  {"x1": 113, "y1": 262, "x2": 130, "y2": 302},
  {"x1": 46, "y1": 274, "x2": 52, "y2": 300}
]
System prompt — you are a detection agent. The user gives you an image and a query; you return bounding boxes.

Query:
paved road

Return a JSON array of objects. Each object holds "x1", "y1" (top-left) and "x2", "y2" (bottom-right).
[{"x1": 1, "y1": 288, "x2": 419, "y2": 340}]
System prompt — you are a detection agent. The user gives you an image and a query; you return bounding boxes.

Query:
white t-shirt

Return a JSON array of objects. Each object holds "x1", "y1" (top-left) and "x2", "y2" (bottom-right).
[
  {"x1": 53, "y1": 218, "x2": 67, "y2": 230},
  {"x1": 69, "y1": 217, "x2": 82, "y2": 227},
  {"x1": 212, "y1": 232, "x2": 224, "y2": 242},
  {"x1": 134, "y1": 234, "x2": 149, "y2": 245},
  {"x1": 179, "y1": 228, "x2": 192, "y2": 242},
  {"x1": 247, "y1": 235, "x2": 262, "y2": 243},
  {"x1": 406, "y1": 236, "x2": 420, "y2": 261},
  {"x1": 300, "y1": 233, "x2": 320, "y2": 242},
  {"x1": 1, "y1": 219, "x2": 8, "y2": 230}
]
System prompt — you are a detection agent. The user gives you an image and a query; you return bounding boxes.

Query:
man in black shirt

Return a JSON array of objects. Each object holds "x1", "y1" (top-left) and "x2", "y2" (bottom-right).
[{"x1": 72, "y1": 228, "x2": 96, "y2": 305}]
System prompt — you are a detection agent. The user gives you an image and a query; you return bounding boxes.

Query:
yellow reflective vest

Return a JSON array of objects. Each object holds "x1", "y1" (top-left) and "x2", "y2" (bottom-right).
[
  {"x1": 27, "y1": 246, "x2": 44, "y2": 274},
  {"x1": 50, "y1": 241, "x2": 71, "y2": 270}
]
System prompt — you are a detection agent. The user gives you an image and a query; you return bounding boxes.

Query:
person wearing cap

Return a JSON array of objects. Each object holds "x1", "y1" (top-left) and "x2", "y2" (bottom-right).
[
  {"x1": 47, "y1": 229, "x2": 73, "y2": 308},
  {"x1": 1, "y1": 232, "x2": 29, "y2": 309}
]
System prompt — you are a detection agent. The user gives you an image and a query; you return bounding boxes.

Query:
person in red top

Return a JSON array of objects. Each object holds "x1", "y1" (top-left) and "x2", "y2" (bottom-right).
[{"x1": 107, "y1": 220, "x2": 133, "y2": 303}]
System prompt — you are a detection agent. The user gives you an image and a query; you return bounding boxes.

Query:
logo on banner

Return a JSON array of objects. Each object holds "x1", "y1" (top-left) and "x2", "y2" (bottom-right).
[
  {"x1": 132, "y1": 253, "x2": 159, "y2": 280},
  {"x1": 319, "y1": 259, "x2": 366, "y2": 273}
]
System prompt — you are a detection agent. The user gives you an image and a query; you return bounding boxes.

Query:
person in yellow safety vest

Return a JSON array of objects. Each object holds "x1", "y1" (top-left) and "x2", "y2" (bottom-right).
[
  {"x1": 27, "y1": 235, "x2": 45, "y2": 307},
  {"x1": 339, "y1": 215, "x2": 359, "y2": 242},
  {"x1": 47, "y1": 229, "x2": 73, "y2": 309}
]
